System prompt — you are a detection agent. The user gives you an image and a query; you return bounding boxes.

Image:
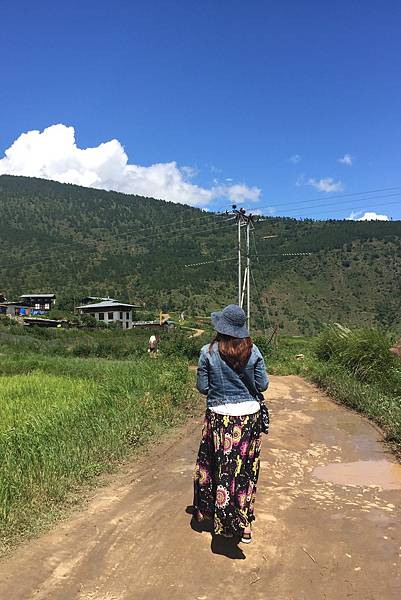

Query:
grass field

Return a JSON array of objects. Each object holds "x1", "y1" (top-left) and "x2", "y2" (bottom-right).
[
  {"x1": 0, "y1": 317, "x2": 211, "y2": 360},
  {"x1": 1, "y1": 319, "x2": 400, "y2": 553},
  {"x1": 0, "y1": 346, "x2": 196, "y2": 553}
]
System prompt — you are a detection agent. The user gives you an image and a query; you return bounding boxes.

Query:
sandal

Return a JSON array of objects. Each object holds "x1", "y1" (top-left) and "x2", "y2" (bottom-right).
[{"x1": 241, "y1": 529, "x2": 252, "y2": 544}]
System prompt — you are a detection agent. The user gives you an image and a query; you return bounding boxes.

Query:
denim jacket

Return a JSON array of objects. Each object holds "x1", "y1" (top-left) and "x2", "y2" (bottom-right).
[{"x1": 196, "y1": 342, "x2": 269, "y2": 408}]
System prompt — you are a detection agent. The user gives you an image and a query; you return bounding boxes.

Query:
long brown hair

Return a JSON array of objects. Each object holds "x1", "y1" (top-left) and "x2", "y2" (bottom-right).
[{"x1": 209, "y1": 333, "x2": 253, "y2": 371}]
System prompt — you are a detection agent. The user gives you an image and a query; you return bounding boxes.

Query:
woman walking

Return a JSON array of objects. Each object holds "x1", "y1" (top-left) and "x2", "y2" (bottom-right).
[{"x1": 193, "y1": 304, "x2": 269, "y2": 543}]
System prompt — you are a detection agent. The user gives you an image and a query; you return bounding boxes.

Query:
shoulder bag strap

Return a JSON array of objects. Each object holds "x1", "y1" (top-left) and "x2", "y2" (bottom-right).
[{"x1": 218, "y1": 350, "x2": 264, "y2": 402}]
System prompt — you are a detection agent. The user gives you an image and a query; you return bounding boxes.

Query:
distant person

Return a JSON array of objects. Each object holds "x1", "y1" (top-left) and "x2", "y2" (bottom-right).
[
  {"x1": 148, "y1": 333, "x2": 158, "y2": 357},
  {"x1": 193, "y1": 304, "x2": 269, "y2": 544}
]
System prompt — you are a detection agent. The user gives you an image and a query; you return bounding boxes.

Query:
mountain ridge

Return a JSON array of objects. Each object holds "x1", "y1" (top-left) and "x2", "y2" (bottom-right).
[{"x1": 1, "y1": 175, "x2": 400, "y2": 334}]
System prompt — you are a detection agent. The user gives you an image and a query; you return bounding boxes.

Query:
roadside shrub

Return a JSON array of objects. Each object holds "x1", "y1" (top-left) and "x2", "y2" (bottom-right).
[
  {"x1": 338, "y1": 328, "x2": 399, "y2": 384},
  {"x1": 314, "y1": 324, "x2": 401, "y2": 394},
  {"x1": 314, "y1": 323, "x2": 351, "y2": 361},
  {"x1": 309, "y1": 362, "x2": 401, "y2": 448},
  {"x1": 253, "y1": 335, "x2": 273, "y2": 358},
  {"x1": 160, "y1": 331, "x2": 202, "y2": 361}
]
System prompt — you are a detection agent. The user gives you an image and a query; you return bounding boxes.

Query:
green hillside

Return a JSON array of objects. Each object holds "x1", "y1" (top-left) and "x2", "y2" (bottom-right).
[{"x1": 1, "y1": 175, "x2": 400, "y2": 334}]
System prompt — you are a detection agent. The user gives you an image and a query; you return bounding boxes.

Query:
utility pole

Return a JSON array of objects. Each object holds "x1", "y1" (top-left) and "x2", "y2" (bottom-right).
[
  {"x1": 246, "y1": 217, "x2": 250, "y2": 327},
  {"x1": 237, "y1": 215, "x2": 242, "y2": 306},
  {"x1": 231, "y1": 205, "x2": 255, "y2": 331}
]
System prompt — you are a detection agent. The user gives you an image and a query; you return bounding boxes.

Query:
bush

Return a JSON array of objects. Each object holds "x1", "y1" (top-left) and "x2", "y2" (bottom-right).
[
  {"x1": 253, "y1": 335, "x2": 273, "y2": 358},
  {"x1": 314, "y1": 323, "x2": 351, "y2": 361},
  {"x1": 160, "y1": 331, "x2": 202, "y2": 361},
  {"x1": 77, "y1": 314, "x2": 107, "y2": 328},
  {"x1": 314, "y1": 324, "x2": 401, "y2": 394}
]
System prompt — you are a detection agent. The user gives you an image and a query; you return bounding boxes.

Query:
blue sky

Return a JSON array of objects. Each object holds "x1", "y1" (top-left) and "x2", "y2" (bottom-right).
[{"x1": 1, "y1": 0, "x2": 401, "y2": 219}]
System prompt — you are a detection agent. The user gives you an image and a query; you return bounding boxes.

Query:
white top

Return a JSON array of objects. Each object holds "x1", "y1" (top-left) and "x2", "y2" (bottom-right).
[
  {"x1": 149, "y1": 335, "x2": 157, "y2": 343},
  {"x1": 209, "y1": 400, "x2": 260, "y2": 416}
]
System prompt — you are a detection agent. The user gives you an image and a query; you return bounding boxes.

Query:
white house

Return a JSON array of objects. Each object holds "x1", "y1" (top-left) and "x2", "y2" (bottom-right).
[{"x1": 75, "y1": 299, "x2": 139, "y2": 329}]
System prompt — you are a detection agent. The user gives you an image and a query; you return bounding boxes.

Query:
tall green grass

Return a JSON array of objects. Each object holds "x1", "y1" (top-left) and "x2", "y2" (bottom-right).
[
  {"x1": 256, "y1": 326, "x2": 401, "y2": 452},
  {"x1": 309, "y1": 324, "x2": 401, "y2": 451},
  {"x1": 254, "y1": 334, "x2": 315, "y2": 376},
  {"x1": 0, "y1": 320, "x2": 210, "y2": 361},
  {"x1": 314, "y1": 324, "x2": 401, "y2": 395},
  {"x1": 310, "y1": 362, "x2": 401, "y2": 447},
  {"x1": 0, "y1": 351, "x2": 195, "y2": 550},
  {"x1": 0, "y1": 322, "x2": 153, "y2": 359}
]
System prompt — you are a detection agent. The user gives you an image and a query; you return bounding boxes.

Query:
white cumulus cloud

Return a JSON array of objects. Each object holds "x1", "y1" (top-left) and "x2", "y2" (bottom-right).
[
  {"x1": 307, "y1": 177, "x2": 343, "y2": 193},
  {"x1": 0, "y1": 124, "x2": 261, "y2": 207},
  {"x1": 347, "y1": 210, "x2": 389, "y2": 221},
  {"x1": 338, "y1": 153, "x2": 353, "y2": 166},
  {"x1": 212, "y1": 183, "x2": 261, "y2": 204}
]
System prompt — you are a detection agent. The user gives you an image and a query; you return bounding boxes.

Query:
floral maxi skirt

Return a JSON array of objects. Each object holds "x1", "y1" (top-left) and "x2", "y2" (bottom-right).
[{"x1": 193, "y1": 409, "x2": 262, "y2": 536}]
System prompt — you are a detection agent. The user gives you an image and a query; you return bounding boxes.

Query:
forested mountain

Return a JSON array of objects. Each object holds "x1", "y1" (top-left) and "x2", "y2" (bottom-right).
[{"x1": 1, "y1": 175, "x2": 400, "y2": 334}]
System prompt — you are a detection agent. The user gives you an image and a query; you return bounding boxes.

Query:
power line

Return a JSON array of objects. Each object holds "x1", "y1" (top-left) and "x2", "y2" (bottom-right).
[
  {"x1": 2, "y1": 183, "x2": 401, "y2": 293},
  {"x1": 181, "y1": 245, "x2": 399, "y2": 266},
  {"x1": 250, "y1": 249, "x2": 401, "y2": 260},
  {"x1": 107, "y1": 212, "x2": 227, "y2": 242},
  {"x1": 259, "y1": 195, "x2": 401, "y2": 218},
  {"x1": 247, "y1": 200, "x2": 400, "y2": 225},
  {"x1": 240, "y1": 185, "x2": 401, "y2": 214},
  {"x1": 0, "y1": 212, "x2": 228, "y2": 261},
  {"x1": 3, "y1": 182, "x2": 401, "y2": 234},
  {"x1": 2, "y1": 185, "x2": 400, "y2": 262},
  {"x1": 184, "y1": 257, "x2": 237, "y2": 267},
  {"x1": 6, "y1": 198, "x2": 398, "y2": 269},
  {"x1": 104, "y1": 219, "x2": 236, "y2": 250},
  {"x1": 227, "y1": 186, "x2": 401, "y2": 217},
  {"x1": 201, "y1": 184, "x2": 401, "y2": 219},
  {"x1": 0, "y1": 220, "x2": 237, "y2": 268},
  {"x1": 2, "y1": 233, "x2": 399, "y2": 273}
]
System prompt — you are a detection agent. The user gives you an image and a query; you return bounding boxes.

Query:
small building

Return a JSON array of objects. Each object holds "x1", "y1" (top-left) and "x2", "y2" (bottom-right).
[
  {"x1": 19, "y1": 293, "x2": 56, "y2": 311},
  {"x1": 75, "y1": 300, "x2": 139, "y2": 329},
  {"x1": 0, "y1": 302, "x2": 33, "y2": 317}
]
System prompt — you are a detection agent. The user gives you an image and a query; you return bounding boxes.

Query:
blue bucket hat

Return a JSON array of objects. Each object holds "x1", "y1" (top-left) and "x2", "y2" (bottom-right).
[{"x1": 211, "y1": 304, "x2": 249, "y2": 339}]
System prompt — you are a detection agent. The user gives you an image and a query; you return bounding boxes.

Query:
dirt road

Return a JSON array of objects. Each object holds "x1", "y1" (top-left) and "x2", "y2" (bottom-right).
[{"x1": 1, "y1": 376, "x2": 401, "y2": 599}]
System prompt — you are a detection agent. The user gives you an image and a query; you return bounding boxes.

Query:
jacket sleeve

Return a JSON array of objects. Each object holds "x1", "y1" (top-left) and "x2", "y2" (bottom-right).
[
  {"x1": 196, "y1": 349, "x2": 209, "y2": 395},
  {"x1": 254, "y1": 353, "x2": 269, "y2": 392}
]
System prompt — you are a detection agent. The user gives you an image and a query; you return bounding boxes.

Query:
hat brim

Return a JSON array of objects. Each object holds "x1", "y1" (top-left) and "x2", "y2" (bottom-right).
[{"x1": 211, "y1": 311, "x2": 249, "y2": 339}]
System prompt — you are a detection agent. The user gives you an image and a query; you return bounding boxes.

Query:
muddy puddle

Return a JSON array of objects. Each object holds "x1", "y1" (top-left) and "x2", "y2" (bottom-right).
[{"x1": 313, "y1": 459, "x2": 401, "y2": 490}]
